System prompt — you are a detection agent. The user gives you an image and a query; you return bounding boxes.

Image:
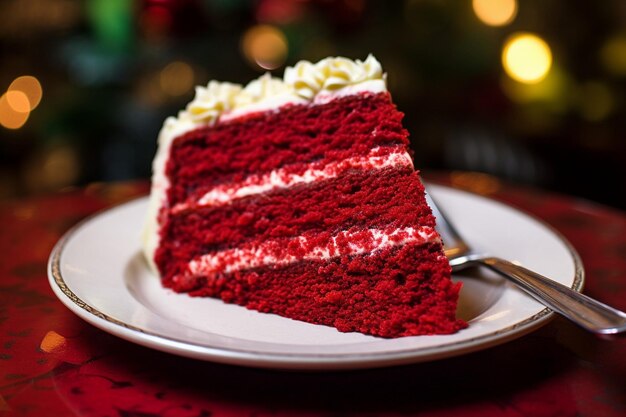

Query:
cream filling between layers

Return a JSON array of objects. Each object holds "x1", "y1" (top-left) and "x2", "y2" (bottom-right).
[
  {"x1": 183, "y1": 226, "x2": 439, "y2": 279},
  {"x1": 172, "y1": 146, "x2": 413, "y2": 212}
]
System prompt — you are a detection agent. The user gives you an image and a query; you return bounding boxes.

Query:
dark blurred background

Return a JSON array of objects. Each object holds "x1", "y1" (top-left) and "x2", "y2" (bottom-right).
[{"x1": 1, "y1": 0, "x2": 625, "y2": 209}]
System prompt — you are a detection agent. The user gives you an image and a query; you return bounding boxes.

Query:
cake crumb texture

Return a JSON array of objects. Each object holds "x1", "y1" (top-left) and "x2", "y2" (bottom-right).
[{"x1": 152, "y1": 91, "x2": 467, "y2": 337}]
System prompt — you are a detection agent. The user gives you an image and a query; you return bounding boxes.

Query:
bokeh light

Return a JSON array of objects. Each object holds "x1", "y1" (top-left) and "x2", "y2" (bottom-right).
[
  {"x1": 160, "y1": 61, "x2": 195, "y2": 97},
  {"x1": 501, "y1": 64, "x2": 570, "y2": 112},
  {"x1": 472, "y1": 0, "x2": 517, "y2": 26},
  {"x1": 8, "y1": 76, "x2": 42, "y2": 110},
  {"x1": 450, "y1": 171, "x2": 501, "y2": 195},
  {"x1": 140, "y1": 4, "x2": 173, "y2": 40},
  {"x1": 42, "y1": 146, "x2": 80, "y2": 187},
  {"x1": 256, "y1": 0, "x2": 305, "y2": 24},
  {"x1": 23, "y1": 145, "x2": 80, "y2": 192},
  {"x1": 502, "y1": 33, "x2": 552, "y2": 84},
  {"x1": 6, "y1": 90, "x2": 31, "y2": 113},
  {"x1": 86, "y1": 0, "x2": 133, "y2": 51},
  {"x1": 600, "y1": 35, "x2": 626, "y2": 76},
  {"x1": 241, "y1": 24, "x2": 288, "y2": 70},
  {"x1": 0, "y1": 93, "x2": 29, "y2": 130}
]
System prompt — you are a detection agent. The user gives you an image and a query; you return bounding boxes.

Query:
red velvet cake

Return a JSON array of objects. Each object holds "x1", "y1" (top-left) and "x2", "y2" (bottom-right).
[{"x1": 143, "y1": 55, "x2": 466, "y2": 337}]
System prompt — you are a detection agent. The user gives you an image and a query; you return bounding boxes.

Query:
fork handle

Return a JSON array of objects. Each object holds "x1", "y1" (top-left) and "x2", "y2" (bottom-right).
[{"x1": 479, "y1": 257, "x2": 626, "y2": 337}]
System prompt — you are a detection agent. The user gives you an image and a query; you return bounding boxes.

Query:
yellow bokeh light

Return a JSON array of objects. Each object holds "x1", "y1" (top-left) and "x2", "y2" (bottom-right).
[
  {"x1": 502, "y1": 33, "x2": 552, "y2": 84},
  {"x1": 472, "y1": 0, "x2": 517, "y2": 26},
  {"x1": 6, "y1": 90, "x2": 31, "y2": 113},
  {"x1": 160, "y1": 61, "x2": 195, "y2": 97},
  {"x1": 8, "y1": 75, "x2": 42, "y2": 110},
  {"x1": 599, "y1": 35, "x2": 626, "y2": 76},
  {"x1": 0, "y1": 93, "x2": 29, "y2": 130},
  {"x1": 241, "y1": 25, "x2": 288, "y2": 70},
  {"x1": 500, "y1": 64, "x2": 570, "y2": 114}
]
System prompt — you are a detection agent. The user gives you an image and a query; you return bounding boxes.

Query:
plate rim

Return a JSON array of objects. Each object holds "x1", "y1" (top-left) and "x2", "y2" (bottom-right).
[{"x1": 47, "y1": 184, "x2": 585, "y2": 369}]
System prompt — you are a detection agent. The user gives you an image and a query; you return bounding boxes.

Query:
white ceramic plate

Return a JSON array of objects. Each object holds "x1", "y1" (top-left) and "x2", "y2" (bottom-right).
[{"x1": 48, "y1": 184, "x2": 583, "y2": 370}]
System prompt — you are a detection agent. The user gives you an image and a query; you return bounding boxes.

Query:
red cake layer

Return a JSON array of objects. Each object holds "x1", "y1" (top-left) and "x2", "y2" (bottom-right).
[
  {"x1": 165, "y1": 92, "x2": 407, "y2": 206},
  {"x1": 176, "y1": 242, "x2": 463, "y2": 338},
  {"x1": 154, "y1": 90, "x2": 467, "y2": 338}
]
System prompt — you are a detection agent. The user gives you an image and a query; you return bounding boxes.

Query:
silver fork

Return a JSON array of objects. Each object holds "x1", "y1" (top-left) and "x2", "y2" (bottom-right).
[{"x1": 425, "y1": 191, "x2": 626, "y2": 337}]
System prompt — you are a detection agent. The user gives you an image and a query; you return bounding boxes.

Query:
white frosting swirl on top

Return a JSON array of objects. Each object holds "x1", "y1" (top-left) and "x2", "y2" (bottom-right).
[
  {"x1": 233, "y1": 73, "x2": 299, "y2": 109},
  {"x1": 283, "y1": 60, "x2": 325, "y2": 100},
  {"x1": 284, "y1": 54, "x2": 384, "y2": 99},
  {"x1": 171, "y1": 54, "x2": 386, "y2": 127},
  {"x1": 181, "y1": 81, "x2": 242, "y2": 124},
  {"x1": 319, "y1": 54, "x2": 384, "y2": 91}
]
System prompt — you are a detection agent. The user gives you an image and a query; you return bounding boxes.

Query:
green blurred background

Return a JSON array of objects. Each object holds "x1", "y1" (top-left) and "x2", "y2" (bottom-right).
[{"x1": 1, "y1": 0, "x2": 625, "y2": 208}]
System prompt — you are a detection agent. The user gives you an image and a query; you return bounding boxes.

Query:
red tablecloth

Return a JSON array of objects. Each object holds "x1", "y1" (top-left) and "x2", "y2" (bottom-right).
[{"x1": 1, "y1": 175, "x2": 626, "y2": 417}]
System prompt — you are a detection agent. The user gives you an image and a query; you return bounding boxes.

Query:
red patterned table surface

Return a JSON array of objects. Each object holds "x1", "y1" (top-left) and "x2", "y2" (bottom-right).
[{"x1": 1, "y1": 175, "x2": 626, "y2": 417}]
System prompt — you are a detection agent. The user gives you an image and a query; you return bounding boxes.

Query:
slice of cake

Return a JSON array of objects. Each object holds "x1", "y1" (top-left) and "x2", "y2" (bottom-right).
[{"x1": 143, "y1": 55, "x2": 466, "y2": 338}]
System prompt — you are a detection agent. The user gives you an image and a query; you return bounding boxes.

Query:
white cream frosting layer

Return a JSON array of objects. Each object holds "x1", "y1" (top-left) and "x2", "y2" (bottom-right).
[
  {"x1": 173, "y1": 54, "x2": 386, "y2": 127},
  {"x1": 143, "y1": 55, "x2": 388, "y2": 271},
  {"x1": 184, "y1": 226, "x2": 439, "y2": 280},
  {"x1": 171, "y1": 146, "x2": 413, "y2": 213},
  {"x1": 284, "y1": 54, "x2": 384, "y2": 99}
]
